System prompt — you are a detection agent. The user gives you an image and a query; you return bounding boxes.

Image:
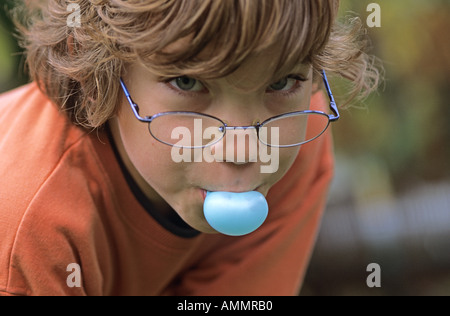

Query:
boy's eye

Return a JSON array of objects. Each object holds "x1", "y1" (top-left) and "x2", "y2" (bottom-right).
[
  {"x1": 267, "y1": 75, "x2": 306, "y2": 92},
  {"x1": 169, "y1": 76, "x2": 205, "y2": 92}
]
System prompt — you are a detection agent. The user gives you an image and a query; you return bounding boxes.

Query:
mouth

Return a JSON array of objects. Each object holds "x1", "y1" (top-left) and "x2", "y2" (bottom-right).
[{"x1": 200, "y1": 186, "x2": 263, "y2": 202}]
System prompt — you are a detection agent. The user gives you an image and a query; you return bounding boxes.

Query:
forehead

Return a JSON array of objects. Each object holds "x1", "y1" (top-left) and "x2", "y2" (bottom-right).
[
  {"x1": 159, "y1": 36, "x2": 311, "y2": 90},
  {"x1": 223, "y1": 52, "x2": 311, "y2": 91}
]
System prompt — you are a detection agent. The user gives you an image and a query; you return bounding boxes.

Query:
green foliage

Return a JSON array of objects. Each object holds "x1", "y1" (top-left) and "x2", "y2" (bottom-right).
[
  {"x1": 0, "y1": 0, "x2": 27, "y2": 92},
  {"x1": 333, "y1": 0, "x2": 450, "y2": 191}
]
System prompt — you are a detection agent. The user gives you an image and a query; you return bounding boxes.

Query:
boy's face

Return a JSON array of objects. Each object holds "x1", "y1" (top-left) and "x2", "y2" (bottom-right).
[{"x1": 110, "y1": 46, "x2": 313, "y2": 234}]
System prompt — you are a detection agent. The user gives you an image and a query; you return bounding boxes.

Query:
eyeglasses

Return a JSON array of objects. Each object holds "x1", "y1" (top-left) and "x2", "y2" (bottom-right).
[{"x1": 119, "y1": 70, "x2": 339, "y2": 148}]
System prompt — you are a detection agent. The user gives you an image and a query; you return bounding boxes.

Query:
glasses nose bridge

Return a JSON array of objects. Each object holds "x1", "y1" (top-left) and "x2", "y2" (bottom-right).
[
  {"x1": 223, "y1": 124, "x2": 262, "y2": 142},
  {"x1": 210, "y1": 124, "x2": 261, "y2": 164},
  {"x1": 224, "y1": 124, "x2": 259, "y2": 131}
]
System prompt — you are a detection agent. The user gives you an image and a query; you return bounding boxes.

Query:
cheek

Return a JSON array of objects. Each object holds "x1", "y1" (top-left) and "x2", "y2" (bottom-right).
[
  {"x1": 135, "y1": 142, "x2": 171, "y2": 177},
  {"x1": 255, "y1": 145, "x2": 300, "y2": 195},
  {"x1": 271, "y1": 147, "x2": 300, "y2": 183},
  {"x1": 117, "y1": 108, "x2": 184, "y2": 191}
]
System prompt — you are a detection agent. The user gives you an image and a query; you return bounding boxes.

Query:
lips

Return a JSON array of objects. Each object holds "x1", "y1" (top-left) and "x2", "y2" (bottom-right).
[
  {"x1": 201, "y1": 186, "x2": 263, "y2": 202},
  {"x1": 202, "y1": 189, "x2": 208, "y2": 201}
]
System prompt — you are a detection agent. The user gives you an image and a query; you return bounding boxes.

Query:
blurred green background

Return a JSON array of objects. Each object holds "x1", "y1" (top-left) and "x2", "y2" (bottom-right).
[
  {"x1": 0, "y1": 0, "x2": 28, "y2": 91},
  {"x1": 301, "y1": 0, "x2": 450, "y2": 296},
  {"x1": 1, "y1": 0, "x2": 449, "y2": 295}
]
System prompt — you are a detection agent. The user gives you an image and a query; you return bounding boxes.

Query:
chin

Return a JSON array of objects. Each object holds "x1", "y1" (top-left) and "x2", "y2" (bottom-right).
[{"x1": 185, "y1": 216, "x2": 218, "y2": 234}]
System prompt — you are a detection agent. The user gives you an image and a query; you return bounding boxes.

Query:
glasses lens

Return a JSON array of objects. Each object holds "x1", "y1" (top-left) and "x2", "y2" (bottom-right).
[
  {"x1": 259, "y1": 112, "x2": 330, "y2": 147},
  {"x1": 149, "y1": 113, "x2": 226, "y2": 148}
]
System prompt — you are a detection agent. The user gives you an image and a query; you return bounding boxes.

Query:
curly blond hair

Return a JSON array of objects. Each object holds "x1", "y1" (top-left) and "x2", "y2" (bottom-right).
[{"x1": 17, "y1": 0, "x2": 381, "y2": 129}]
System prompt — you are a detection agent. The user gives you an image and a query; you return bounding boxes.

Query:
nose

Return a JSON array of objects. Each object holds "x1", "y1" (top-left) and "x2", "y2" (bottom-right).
[{"x1": 210, "y1": 126, "x2": 259, "y2": 164}]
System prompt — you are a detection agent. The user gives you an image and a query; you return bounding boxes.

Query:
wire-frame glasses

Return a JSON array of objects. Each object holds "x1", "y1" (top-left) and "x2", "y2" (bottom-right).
[{"x1": 119, "y1": 70, "x2": 339, "y2": 149}]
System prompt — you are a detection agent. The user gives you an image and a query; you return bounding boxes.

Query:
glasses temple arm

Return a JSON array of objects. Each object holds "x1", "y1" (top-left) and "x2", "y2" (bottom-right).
[
  {"x1": 321, "y1": 70, "x2": 340, "y2": 122},
  {"x1": 119, "y1": 78, "x2": 149, "y2": 122}
]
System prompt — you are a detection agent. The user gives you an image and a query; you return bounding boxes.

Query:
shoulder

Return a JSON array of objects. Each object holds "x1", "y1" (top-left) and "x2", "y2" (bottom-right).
[
  {"x1": 2, "y1": 159, "x2": 107, "y2": 295},
  {"x1": 0, "y1": 83, "x2": 90, "y2": 210},
  {"x1": 0, "y1": 84, "x2": 107, "y2": 295}
]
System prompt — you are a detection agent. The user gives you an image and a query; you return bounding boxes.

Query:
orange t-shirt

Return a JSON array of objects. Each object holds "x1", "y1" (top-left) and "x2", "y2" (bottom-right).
[{"x1": 0, "y1": 83, "x2": 334, "y2": 296}]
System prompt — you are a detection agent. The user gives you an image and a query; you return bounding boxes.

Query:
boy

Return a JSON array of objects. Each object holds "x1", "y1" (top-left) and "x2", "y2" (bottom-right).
[{"x1": 0, "y1": 0, "x2": 380, "y2": 295}]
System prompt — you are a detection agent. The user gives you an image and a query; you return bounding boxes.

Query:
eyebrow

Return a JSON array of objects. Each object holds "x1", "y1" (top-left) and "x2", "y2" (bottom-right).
[{"x1": 227, "y1": 64, "x2": 312, "y2": 91}]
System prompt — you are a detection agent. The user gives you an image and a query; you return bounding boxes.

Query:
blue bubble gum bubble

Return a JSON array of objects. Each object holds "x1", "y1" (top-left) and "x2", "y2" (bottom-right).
[{"x1": 203, "y1": 191, "x2": 269, "y2": 236}]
